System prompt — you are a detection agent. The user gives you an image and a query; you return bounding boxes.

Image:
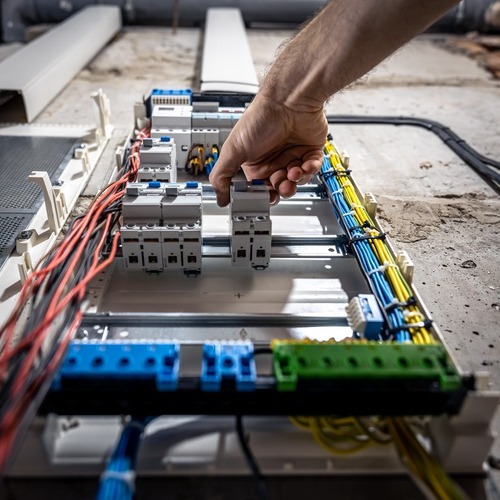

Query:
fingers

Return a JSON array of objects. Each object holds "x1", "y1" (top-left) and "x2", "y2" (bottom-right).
[
  {"x1": 286, "y1": 155, "x2": 323, "y2": 186},
  {"x1": 269, "y1": 169, "x2": 298, "y2": 199},
  {"x1": 209, "y1": 141, "x2": 247, "y2": 207}
]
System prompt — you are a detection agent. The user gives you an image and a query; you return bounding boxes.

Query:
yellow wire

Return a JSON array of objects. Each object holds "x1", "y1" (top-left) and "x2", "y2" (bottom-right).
[
  {"x1": 324, "y1": 140, "x2": 434, "y2": 344},
  {"x1": 388, "y1": 417, "x2": 466, "y2": 500},
  {"x1": 291, "y1": 416, "x2": 391, "y2": 455}
]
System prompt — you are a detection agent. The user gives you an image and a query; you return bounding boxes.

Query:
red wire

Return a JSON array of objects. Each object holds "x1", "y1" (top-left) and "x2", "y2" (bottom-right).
[{"x1": 0, "y1": 127, "x2": 150, "y2": 471}]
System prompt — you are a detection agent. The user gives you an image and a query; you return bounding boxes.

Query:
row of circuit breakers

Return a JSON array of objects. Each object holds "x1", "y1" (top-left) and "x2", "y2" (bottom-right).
[{"x1": 122, "y1": 89, "x2": 270, "y2": 274}]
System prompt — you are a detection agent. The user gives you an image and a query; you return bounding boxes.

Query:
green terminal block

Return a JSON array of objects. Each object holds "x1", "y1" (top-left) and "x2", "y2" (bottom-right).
[{"x1": 272, "y1": 343, "x2": 462, "y2": 392}]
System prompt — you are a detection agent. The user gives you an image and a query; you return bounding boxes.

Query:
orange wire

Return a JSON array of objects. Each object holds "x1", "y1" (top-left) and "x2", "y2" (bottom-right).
[{"x1": 0, "y1": 127, "x2": 150, "y2": 472}]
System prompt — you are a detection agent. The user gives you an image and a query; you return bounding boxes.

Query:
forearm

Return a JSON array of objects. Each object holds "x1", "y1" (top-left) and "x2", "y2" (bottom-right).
[{"x1": 261, "y1": 0, "x2": 459, "y2": 111}]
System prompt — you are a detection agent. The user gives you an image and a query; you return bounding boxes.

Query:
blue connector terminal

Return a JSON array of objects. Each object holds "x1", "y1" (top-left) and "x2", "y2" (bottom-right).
[
  {"x1": 346, "y1": 294, "x2": 384, "y2": 340},
  {"x1": 151, "y1": 88, "x2": 192, "y2": 100},
  {"x1": 148, "y1": 181, "x2": 161, "y2": 189},
  {"x1": 52, "y1": 342, "x2": 180, "y2": 391},
  {"x1": 185, "y1": 181, "x2": 198, "y2": 189},
  {"x1": 201, "y1": 342, "x2": 256, "y2": 391}
]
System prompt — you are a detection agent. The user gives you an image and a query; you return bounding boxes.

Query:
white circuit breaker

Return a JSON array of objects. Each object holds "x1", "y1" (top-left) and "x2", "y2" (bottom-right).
[
  {"x1": 230, "y1": 180, "x2": 272, "y2": 269},
  {"x1": 149, "y1": 100, "x2": 245, "y2": 169},
  {"x1": 121, "y1": 181, "x2": 202, "y2": 275},
  {"x1": 138, "y1": 137, "x2": 177, "y2": 183}
]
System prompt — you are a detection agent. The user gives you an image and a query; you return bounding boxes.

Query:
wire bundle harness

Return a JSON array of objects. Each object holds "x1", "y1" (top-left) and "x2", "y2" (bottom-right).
[
  {"x1": 291, "y1": 415, "x2": 466, "y2": 500},
  {"x1": 321, "y1": 138, "x2": 433, "y2": 343},
  {"x1": 0, "y1": 127, "x2": 151, "y2": 473},
  {"x1": 96, "y1": 418, "x2": 146, "y2": 500}
]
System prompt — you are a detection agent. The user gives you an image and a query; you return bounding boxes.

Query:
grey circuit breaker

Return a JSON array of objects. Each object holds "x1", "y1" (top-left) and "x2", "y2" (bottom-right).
[
  {"x1": 121, "y1": 181, "x2": 202, "y2": 275},
  {"x1": 137, "y1": 137, "x2": 177, "y2": 183},
  {"x1": 230, "y1": 180, "x2": 272, "y2": 269}
]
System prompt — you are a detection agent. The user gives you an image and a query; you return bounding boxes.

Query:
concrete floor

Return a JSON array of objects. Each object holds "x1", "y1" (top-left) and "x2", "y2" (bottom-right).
[{"x1": 1, "y1": 25, "x2": 499, "y2": 491}]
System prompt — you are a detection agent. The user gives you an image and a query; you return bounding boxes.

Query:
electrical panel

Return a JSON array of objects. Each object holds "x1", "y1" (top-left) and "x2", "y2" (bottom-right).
[{"x1": 3, "y1": 88, "x2": 496, "y2": 494}]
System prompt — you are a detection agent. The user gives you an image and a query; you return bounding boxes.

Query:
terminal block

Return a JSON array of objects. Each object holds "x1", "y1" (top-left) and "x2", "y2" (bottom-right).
[
  {"x1": 150, "y1": 88, "x2": 192, "y2": 107},
  {"x1": 230, "y1": 180, "x2": 272, "y2": 269},
  {"x1": 346, "y1": 294, "x2": 384, "y2": 340},
  {"x1": 52, "y1": 342, "x2": 180, "y2": 391},
  {"x1": 138, "y1": 137, "x2": 177, "y2": 183},
  {"x1": 201, "y1": 342, "x2": 256, "y2": 391},
  {"x1": 121, "y1": 182, "x2": 202, "y2": 275},
  {"x1": 272, "y1": 342, "x2": 462, "y2": 392}
]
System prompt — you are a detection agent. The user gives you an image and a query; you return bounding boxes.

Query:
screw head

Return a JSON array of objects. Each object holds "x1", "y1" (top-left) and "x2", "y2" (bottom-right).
[{"x1": 16, "y1": 230, "x2": 33, "y2": 241}]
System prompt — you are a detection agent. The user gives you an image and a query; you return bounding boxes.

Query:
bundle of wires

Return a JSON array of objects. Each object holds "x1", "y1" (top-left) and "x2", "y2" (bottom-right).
[
  {"x1": 387, "y1": 417, "x2": 467, "y2": 500},
  {"x1": 321, "y1": 138, "x2": 432, "y2": 344},
  {"x1": 0, "y1": 127, "x2": 150, "y2": 474},
  {"x1": 96, "y1": 418, "x2": 147, "y2": 500},
  {"x1": 204, "y1": 145, "x2": 219, "y2": 175},
  {"x1": 185, "y1": 143, "x2": 219, "y2": 176},
  {"x1": 185, "y1": 144, "x2": 205, "y2": 176},
  {"x1": 290, "y1": 416, "x2": 392, "y2": 455},
  {"x1": 293, "y1": 416, "x2": 466, "y2": 499}
]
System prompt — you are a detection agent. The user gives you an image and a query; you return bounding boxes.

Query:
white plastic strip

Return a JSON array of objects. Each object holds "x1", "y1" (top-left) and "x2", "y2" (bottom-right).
[
  {"x1": 0, "y1": 6, "x2": 121, "y2": 122},
  {"x1": 201, "y1": 8, "x2": 259, "y2": 94}
]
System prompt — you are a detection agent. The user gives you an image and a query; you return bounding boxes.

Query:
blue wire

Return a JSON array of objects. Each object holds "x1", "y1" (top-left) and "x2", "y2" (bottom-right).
[
  {"x1": 205, "y1": 149, "x2": 219, "y2": 175},
  {"x1": 96, "y1": 418, "x2": 148, "y2": 500},
  {"x1": 321, "y1": 156, "x2": 410, "y2": 342}
]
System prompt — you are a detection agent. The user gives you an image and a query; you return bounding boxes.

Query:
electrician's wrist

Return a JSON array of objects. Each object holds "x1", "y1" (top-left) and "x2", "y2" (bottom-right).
[{"x1": 258, "y1": 87, "x2": 326, "y2": 115}]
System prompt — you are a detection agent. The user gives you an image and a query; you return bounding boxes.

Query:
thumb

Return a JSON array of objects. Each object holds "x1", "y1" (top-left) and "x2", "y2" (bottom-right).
[{"x1": 209, "y1": 140, "x2": 247, "y2": 207}]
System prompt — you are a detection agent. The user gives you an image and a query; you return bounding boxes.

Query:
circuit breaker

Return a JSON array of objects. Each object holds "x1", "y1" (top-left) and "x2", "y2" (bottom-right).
[
  {"x1": 137, "y1": 137, "x2": 177, "y2": 183},
  {"x1": 121, "y1": 181, "x2": 202, "y2": 275},
  {"x1": 230, "y1": 180, "x2": 272, "y2": 269}
]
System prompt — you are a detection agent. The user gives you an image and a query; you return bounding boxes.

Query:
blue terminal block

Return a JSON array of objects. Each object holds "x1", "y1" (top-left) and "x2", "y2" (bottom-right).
[
  {"x1": 151, "y1": 88, "x2": 192, "y2": 103},
  {"x1": 52, "y1": 342, "x2": 180, "y2": 391},
  {"x1": 201, "y1": 342, "x2": 256, "y2": 392},
  {"x1": 359, "y1": 294, "x2": 384, "y2": 340}
]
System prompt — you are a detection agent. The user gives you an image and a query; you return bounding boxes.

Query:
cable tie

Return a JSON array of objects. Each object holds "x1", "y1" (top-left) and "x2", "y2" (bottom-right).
[
  {"x1": 367, "y1": 261, "x2": 397, "y2": 276},
  {"x1": 350, "y1": 232, "x2": 386, "y2": 243},
  {"x1": 402, "y1": 310, "x2": 423, "y2": 320},
  {"x1": 320, "y1": 168, "x2": 352, "y2": 181},
  {"x1": 384, "y1": 296, "x2": 418, "y2": 312},
  {"x1": 341, "y1": 210, "x2": 356, "y2": 218},
  {"x1": 319, "y1": 169, "x2": 335, "y2": 181},
  {"x1": 99, "y1": 470, "x2": 136, "y2": 492},
  {"x1": 334, "y1": 169, "x2": 352, "y2": 177},
  {"x1": 387, "y1": 319, "x2": 433, "y2": 334},
  {"x1": 347, "y1": 221, "x2": 375, "y2": 232}
]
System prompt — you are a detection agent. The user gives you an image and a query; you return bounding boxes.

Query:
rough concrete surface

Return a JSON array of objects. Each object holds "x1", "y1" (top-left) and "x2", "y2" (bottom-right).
[{"x1": 1, "y1": 26, "x2": 499, "y2": 490}]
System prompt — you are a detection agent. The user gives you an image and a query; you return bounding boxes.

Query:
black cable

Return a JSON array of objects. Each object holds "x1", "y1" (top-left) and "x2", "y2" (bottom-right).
[
  {"x1": 235, "y1": 415, "x2": 270, "y2": 500},
  {"x1": 326, "y1": 115, "x2": 500, "y2": 193}
]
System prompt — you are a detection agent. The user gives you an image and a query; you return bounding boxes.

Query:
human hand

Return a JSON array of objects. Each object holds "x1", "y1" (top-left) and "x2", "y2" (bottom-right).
[{"x1": 209, "y1": 93, "x2": 328, "y2": 206}]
